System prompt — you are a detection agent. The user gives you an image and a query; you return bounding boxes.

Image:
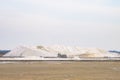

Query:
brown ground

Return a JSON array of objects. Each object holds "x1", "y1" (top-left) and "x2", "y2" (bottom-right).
[{"x1": 0, "y1": 61, "x2": 120, "y2": 80}]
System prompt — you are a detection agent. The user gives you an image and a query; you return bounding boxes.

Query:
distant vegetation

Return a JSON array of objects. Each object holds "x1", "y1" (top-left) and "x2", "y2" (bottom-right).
[
  {"x1": 0, "y1": 50, "x2": 10, "y2": 57},
  {"x1": 109, "y1": 50, "x2": 120, "y2": 54}
]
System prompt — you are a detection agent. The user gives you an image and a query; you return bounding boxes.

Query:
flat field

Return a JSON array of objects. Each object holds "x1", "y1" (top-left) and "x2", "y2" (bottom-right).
[{"x1": 0, "y1": 61, "x2": 120, "y2": 80}]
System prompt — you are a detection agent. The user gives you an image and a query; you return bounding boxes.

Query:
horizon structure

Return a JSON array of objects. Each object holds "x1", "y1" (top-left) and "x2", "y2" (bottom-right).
[{"x1": 0, "y1": 0, "x2": 120, "y2": 50}]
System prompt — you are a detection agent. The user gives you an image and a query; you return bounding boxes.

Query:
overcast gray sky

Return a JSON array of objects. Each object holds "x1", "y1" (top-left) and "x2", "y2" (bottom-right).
[{"x1": 0, "y1": 0, "x2": 120, "y2": 50}]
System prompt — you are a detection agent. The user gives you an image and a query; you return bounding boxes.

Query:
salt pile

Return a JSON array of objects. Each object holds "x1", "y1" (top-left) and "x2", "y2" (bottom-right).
[
  {"x1": 4, "y1": 46, "x2": 57, "y2": 58},
  {"x1": 4, "y1": 45, "x2": 120, "y2": 58}
]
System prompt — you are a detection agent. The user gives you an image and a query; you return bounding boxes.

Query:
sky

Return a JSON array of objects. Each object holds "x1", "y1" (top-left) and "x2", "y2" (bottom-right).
[{"x1": 0, "y1": 0, "x2": 120, "y2": 50}]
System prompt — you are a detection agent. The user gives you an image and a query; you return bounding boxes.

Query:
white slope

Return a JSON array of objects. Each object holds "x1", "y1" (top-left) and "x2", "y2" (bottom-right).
[
  {"x1": 4, "y1": 45, "x2": 120, "y2": 58},
  {"x1": 4, "y1": 46, "x2": 57, "y2": 58},
  {"x1": 37, "y1": 45, "x2": 119, "y2": 57}
]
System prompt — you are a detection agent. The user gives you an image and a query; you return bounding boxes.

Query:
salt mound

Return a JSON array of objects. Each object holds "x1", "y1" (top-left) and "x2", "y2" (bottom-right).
[
  {"x1": 4, "y1": 45, "x2": 120, "y2": 58},
  {"x1": 37, "y1": 45, "x2": 119, "y2": 57},
  {"x1": 4, "y1": 46, "x2": 57, "y2": 58}
]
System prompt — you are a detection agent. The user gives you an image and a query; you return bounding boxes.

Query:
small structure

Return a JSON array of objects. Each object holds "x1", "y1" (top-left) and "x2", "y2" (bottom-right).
[{"x1": 57, "y1": 53, "x2": 67, "y2": 58}]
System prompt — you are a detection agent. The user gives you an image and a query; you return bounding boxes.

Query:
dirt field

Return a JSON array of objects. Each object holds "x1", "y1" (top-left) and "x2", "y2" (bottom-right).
[{"x1": 0, "y1": 61, "x2": 120, "y2": 80}]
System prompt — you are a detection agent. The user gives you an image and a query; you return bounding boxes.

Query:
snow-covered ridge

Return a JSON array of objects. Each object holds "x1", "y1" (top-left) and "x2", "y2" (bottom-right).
[{"x1": 4, "y1": 45, "x2": 120, "y2": 58}]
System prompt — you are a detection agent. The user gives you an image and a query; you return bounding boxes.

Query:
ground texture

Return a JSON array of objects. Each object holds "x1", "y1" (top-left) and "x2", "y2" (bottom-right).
[{"x1": 0, "y1": 61, "x2": 120, "y2": 80}]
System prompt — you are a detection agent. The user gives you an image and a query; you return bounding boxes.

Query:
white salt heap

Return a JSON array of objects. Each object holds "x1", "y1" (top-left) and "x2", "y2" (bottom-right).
[{"x1": 4, "y1": 45, "x2": 120, "y2": 58}]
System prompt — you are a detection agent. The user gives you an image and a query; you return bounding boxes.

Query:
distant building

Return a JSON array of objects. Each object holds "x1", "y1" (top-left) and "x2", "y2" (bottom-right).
[{"x1": 57, "y1": 53, "x2": 67, "y2": 58}]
